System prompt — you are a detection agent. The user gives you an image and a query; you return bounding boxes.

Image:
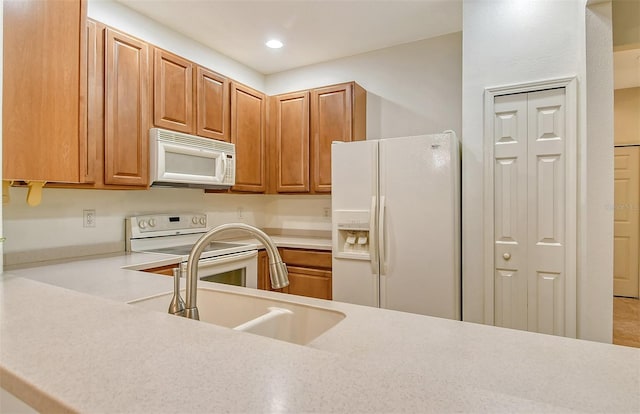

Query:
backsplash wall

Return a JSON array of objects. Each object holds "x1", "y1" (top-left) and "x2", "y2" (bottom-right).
[{"x1": 2, "y1": 187, "x2": 330, "y2": 265}]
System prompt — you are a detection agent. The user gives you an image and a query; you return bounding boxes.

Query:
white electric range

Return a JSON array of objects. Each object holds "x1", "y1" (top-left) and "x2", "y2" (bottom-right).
[{"x1": 125, "y1": 213, "x2": 258, "y2": 288}]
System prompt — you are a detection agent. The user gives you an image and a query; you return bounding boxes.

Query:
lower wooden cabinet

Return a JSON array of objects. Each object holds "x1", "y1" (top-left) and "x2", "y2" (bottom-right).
[
  {"x1": 258, "y1": 247, "x2": 332, "y2": 300},
  {"x1": 141, "y1": 264, "x2": 178, "y2": 276},
  {"x1": 286, "y1": 266, "x2": 332, "y2": 300}
]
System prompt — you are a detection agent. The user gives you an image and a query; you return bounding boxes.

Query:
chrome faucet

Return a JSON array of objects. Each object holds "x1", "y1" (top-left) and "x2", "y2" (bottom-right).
[{"x1": 173, "y1": 223, "x2": 289, "y2": 320}]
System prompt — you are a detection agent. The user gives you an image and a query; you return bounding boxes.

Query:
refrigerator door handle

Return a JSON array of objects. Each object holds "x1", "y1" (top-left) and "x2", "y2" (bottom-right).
[
  {"x1": 379, "y1": 195, "x2": 388, "y2": 275},
  {"x1": 369, "y1": 196, "x2": 378, "y2": 273}
]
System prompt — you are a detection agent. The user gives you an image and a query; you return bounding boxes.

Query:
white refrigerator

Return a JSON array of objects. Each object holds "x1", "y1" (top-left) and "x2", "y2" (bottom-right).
[{"x1": 331, "y1": 132, "x2": 460, "y2": 320}]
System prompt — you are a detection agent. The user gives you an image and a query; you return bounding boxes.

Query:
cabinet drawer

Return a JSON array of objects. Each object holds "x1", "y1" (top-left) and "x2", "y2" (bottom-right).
[{"x1": 279, "y1": 248, "x2": 332, "y2": 269}]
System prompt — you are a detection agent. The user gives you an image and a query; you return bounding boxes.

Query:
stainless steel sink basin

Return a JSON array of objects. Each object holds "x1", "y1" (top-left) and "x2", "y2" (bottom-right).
[{"x1": 128, "y1": 287, "x2": 345, "y2": 345}]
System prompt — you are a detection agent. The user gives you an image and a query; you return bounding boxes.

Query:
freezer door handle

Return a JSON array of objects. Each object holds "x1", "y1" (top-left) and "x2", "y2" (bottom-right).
[
  {"x1": 379, "y1": 195, "x2": 388, "y2": 275},
  {"x1": 369, "y1": 196, "x2": 378, "y2": 273}
]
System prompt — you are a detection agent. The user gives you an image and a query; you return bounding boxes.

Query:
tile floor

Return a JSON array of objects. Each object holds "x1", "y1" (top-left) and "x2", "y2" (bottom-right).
[{"x1": 613, "y1": 297, "x2": 640, "y2": 348}]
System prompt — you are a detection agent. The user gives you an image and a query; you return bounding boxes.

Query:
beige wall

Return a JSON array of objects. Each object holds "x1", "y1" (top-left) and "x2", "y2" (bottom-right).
[
  {"x1": 614, "y1": 87, "x2": 640, "y2": 145},
  {"x1": 462, "y1": 0, "x2": 614, "y2": 343},
  {"x1": 613, "y1": 0, "x2": 640, "y2": 47}
]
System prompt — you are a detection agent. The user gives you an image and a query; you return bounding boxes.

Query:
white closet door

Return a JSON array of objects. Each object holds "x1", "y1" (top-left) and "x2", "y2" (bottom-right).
[
  {"x1": 493, "y1": 94, "x2": 528, "y2": 330},
  {"x1": 493, "y1": 88, "x2": 568, "y2": 336},
  {"x1": 526, "y1": 89, "x2": 567, "y2": 336},
  {"x1": 613, "y1": 146, "x2": 640, "y2": 298}
]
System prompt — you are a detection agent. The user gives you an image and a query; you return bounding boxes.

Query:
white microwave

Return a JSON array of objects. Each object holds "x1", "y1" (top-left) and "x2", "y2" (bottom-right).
[{"x1": 149, "y1": 128, "x2": 235, "y2": 189}]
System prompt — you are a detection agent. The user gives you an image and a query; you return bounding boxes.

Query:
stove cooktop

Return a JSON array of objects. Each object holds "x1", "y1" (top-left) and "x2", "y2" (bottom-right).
[{"x1": 145, "y1": 241, "x2": 247, "y2": 256}]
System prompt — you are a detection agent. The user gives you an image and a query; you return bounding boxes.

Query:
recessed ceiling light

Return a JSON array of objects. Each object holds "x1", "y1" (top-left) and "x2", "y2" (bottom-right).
[{"x1": 266, "y1": 39, "x2": 283, "y2": 49}]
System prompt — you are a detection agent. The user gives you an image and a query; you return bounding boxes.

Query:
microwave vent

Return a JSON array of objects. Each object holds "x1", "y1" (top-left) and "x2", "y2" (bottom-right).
[{"x1": 152, "y1": 128, "x2": 235, "y2": 153}]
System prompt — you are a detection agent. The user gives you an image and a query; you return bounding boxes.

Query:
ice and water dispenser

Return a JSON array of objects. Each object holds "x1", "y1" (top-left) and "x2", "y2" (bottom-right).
[{"x1": 333, "y1": 210, "x2": 371, "y2": 260}]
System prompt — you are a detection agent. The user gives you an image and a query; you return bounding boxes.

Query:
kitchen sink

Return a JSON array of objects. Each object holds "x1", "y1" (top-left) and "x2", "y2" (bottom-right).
[{"x1": 128, "y1": 287, "x2": 345, "y2": 345}]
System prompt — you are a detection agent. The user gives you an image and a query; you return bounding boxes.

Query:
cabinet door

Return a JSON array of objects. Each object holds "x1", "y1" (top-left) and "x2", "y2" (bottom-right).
[
  {"x1": 104, "y1": 28, "x2": 150, "y2": 186},
  {"x1": 84, "y1": 18, "x2": 99, "y2": 184},
  {"x1": 270, "y1": 92, "x2": 310, "y2": 193},
  {"x1": 309, "y1": 82, "x2": 366, "y2": 193},
  {"x1": 230, "y1": 82, "x2": 267, "y2": 192},
  {"x1": 286, "y1": 266, "x2": 332, "y2": 300},
  {"x1": 3, "y1": 0, "x2": 88, "y2": 183},
  {"x1": 153, "y1": 49, "x2": 194, "y2": 133},
  {"x1": 196, "y1": 66, "x2": 230, "y2": 141}
]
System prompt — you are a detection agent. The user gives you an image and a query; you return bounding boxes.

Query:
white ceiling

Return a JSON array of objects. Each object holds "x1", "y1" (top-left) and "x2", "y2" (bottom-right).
[{"x1": 115, "y1": 0, "x2": 463, "y2": 75}]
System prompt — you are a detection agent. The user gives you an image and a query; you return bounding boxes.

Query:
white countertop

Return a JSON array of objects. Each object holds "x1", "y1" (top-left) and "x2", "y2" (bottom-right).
[{"x1": 1, "y1": 243, "x2": 638, "y2": 413}]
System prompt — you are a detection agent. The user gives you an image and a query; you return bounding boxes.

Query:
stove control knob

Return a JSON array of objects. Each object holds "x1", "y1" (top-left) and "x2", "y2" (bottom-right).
[
  {"x1": 148, "y1": 219, "x2": 156, "y2": 228},
  {"x1": 192, "y1": 216, "x2": 199, "y2": 225},
  {"x1": 199, "y1": 217, "x2": 206, "y2": 225},
  {"x1": 139, "y1": 220, "x2": 147, "y2": 229}
]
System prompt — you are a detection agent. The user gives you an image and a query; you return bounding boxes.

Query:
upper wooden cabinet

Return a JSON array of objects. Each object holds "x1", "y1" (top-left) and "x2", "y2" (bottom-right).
[
  {"x1": 196, "y1": 67, "x2": 230, "y2": 141},
  {"x1": 3, "y1": 0, "x2": 89, "y2": 183},
  {"x1": 153, "y1": 49, "x2": 230, "y2": 141},
  {"x1": 269, "y1": 82, "x2": 366, "y2": 194},
  {"x1": 310, "y1": 82, "x2": 366, "y2": 193},
  {"x1": 230, "y1": 82, "x2": 267, "y2": 192},
  {"x1": 153, "y1": 49, "x2": 194, "y2": 134},
  {"x1": 269, "y1": 92, "x2": 310, "y2": 193},
  {"x1": 104, "y1": 28, "x2": 150, "y2": 186}
]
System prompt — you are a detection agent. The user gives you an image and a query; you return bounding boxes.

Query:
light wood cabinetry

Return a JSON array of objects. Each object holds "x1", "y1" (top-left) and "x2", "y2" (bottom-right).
[
  {"x1": 3, "y1": 0, "x2": 89, "y2": 183},
  {"x1": 6, "y1": 12, "x2": 364, "y2": 197},
  {"x1": 269, "y1": 92, "x2": 310, "y2": 193},
  {"x1": 104, "y1": 28, "x2": 150, "y2": 186},
  {"x1": 281, "y1": 248, "x2": 332, "y2": 300},
  {"x1": 230, "y1": 82, "x2": 267, "y2": 192},
  {"x1": 153, "y1": 49, "x2": 230, "y2": 142},
  {"x1": 310, "y1": 82, "x2": 367, "y2": 193},
  {"x1": 269, "y1": 82, "x2": 366, "y2": 194},
  {"x1": 286, "y1": 267, "x2": 332, "y2": 300},
  {"x1": 258, "y1": 247, "x2": 332, "y2": 300},
  {"x1": 153, "y1": 49, "x2": 194, "y2": 134},
  {"x1": 142, "y1": 264, "x2": 178, "y2": 277},
  {"x1": 196, "y1": 67, "x2": 230, "y2": 141}
]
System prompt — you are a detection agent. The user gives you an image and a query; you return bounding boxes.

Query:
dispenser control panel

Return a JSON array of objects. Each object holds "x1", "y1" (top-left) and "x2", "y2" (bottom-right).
[{"x1": 333, "y1": 210, "x2": 371, "y2": 260}]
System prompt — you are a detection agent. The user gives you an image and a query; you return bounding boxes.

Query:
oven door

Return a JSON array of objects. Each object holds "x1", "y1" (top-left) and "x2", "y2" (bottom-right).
[{"x1": 196, "y1": 250, "x2": 258, "y2": 289}]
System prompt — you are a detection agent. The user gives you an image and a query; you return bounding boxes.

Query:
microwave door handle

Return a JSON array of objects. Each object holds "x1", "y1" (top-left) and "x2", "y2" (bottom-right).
[{"x1": 221, "y1": 153, "x2": 228, "y2": 181}]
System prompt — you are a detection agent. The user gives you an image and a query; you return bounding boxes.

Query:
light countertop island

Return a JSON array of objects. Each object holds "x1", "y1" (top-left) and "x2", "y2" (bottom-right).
[{"x1": 1, "y1": 242, "x2": 638, "y2": 413}]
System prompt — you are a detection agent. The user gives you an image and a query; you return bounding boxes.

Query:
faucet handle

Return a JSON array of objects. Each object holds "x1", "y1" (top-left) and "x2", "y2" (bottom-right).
[{"x1": 168, "y1": 267, "x2": 186, "y2": 315}]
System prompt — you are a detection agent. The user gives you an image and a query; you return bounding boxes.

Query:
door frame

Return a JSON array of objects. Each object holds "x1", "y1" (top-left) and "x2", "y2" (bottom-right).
[{"x1": 483, "y1": 76, "x2": 577, "y2": 337}]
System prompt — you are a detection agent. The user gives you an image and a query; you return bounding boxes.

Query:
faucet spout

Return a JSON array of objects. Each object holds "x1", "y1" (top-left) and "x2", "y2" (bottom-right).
[{"x1": 182, "y1": 223, "x2": 289, "y2": 320}]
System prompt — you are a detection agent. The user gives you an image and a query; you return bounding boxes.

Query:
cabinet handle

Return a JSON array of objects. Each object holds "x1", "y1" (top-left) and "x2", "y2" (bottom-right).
[{"x1": 503, "y1": 253, "x2": 511, "y2": 261}]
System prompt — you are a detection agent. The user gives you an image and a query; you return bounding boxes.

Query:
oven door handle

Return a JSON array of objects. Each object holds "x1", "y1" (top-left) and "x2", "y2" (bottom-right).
[{"x1": 195, "y1": 250, "x2": 258, "y2": 269}]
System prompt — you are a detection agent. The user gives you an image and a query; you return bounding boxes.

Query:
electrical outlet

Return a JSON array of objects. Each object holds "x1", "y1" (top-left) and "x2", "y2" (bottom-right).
[
  {"x1": 323, "y1": 207, "x2": 331, "y2": 218},
  {"x1": 83, "y1": 209, "x2": 96, "y2": 228},
  {"x1": 237, "y1": 206, "x2": 244, "y2": 219}
]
